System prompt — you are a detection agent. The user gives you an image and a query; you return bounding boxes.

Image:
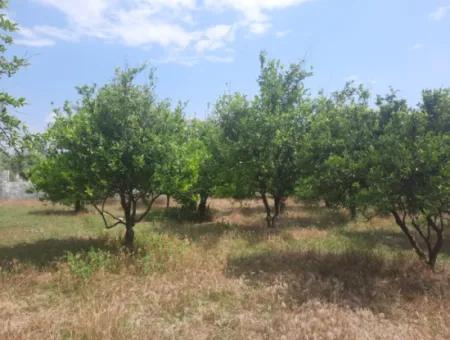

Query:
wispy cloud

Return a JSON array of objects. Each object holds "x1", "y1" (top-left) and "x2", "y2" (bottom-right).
[
  {"x1": 15, "y1": 26, "x2": 57, "y2": 47},
  {"x1": 275, "y1": 30, "x2": 291, "y2": 38},
  {"x1": 412, "y1": 43, "x2": 423, "y2": 50},
  {"x1": 15, "y1": 0, "x2": 311, "y2": 63},
  {"x1": 429, "y1": 5, "x2": 450, "y2": 21},
  {"x1": 204, "y1": 0, "x2": 311, "y2": 35}
]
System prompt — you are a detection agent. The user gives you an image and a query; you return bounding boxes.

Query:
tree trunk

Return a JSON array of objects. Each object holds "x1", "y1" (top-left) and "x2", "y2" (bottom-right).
[
  {"x1": 120, "y1": 193, "x2": 135, "y2": 250},
  {"x1": 197, "y1": 196, "x2": 208, "y2": 219},
  {"x1": 271, "y1": 195, "x2": 282, "y2": 229},
  {"x1": 198, "y1": 193, "x2": 208, "y2": 220},
  {"x1": 166, "y1": 195, "x2": 170, "y2": 209},
  {"x1": 261, "y1": 192, "x2": 274, "y2": 228},
  {"x1": 349, "y1": 204, "x2": 357, "y2": 220},
  {"x1": 74, "y1": 200, "x2": 83, "y2": 213},
  {"x1": 391, "y1": 210, "x2": 427, "y2": 263},
  {"x1": 391, "y1": 210, "x2": 445, "y2": 270},
  {"x1": 426, "y1": 216, "x2": 444, "y2": 270},
  {"x1": 124, "y1": 225, "x2": 134, "y2": 249}
]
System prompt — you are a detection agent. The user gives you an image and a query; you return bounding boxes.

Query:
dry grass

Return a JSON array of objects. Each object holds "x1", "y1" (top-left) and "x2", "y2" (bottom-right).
[{"x1": 1, "y1": 198, "x2": 450, "y2": 339}]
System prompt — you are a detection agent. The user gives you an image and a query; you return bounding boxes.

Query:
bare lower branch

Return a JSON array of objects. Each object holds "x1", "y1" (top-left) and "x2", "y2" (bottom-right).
[
  {"x1": 93, "y1": 198, "x2": 125, "y2": 229},
  {"x1": 135, "y1": 194, "x2": 160, "y2": 223},
  {"x1": 391, "y1": 210, "x2": 427, "y2": 262}
]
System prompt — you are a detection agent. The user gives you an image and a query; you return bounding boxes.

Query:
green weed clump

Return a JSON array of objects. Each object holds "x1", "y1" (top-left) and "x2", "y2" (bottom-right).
[
  {"x1": 66, "y1": 248, "x2": 116, "y2": 280},
  {"x1": 63, "y1": 233, "x2": 190, "y2": 280}
]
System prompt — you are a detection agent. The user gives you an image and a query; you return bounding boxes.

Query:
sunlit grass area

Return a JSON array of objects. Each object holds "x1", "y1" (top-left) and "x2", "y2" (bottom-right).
[{"x1": 1, "y1": 198, "x2": 450, "y2": 339}]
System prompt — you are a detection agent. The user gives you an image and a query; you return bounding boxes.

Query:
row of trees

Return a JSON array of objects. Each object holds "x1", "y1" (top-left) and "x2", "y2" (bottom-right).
[
  {"x1": 1, "y1": 1, "x2": 448, "y2": 268},
  {"x1": 27, "y1": 58, "x2": 450, "y2": 268}
]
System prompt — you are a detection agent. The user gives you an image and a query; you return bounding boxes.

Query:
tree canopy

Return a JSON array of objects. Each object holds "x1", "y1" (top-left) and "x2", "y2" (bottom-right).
[
  {"x1": 24, "y1": 52, "x2": 449, "y2": 268},
  {"x1": 216, "y1": 52, "x2": 312, "y2": 228},
  {"x1": 30, "y1": 66, "x2": 187, "y2": 246},
  {"x1": 0, "y1": 0, "x2": 27, "y2": 156}
]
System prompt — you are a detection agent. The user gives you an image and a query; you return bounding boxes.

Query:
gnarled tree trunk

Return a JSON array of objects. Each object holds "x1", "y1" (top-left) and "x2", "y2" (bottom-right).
[
  {"x1": 124, "y1": 223, "x2": 135, "y2": 248},
  {"x1": 391, "y1": 210, "x2": 445, "y2": 270},
  {"x1": 261, "y1": 192, "x2": 283, "y2": 229}
]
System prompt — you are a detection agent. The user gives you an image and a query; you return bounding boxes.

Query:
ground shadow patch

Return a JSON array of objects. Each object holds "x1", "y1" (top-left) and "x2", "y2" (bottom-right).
[
  {"x1": 0, "y1": 237, "x2": 115, "y2": 270},
  {"x1": 153, "y1": 221, "x2": 270, "y2": 249},
  {"x1": 340, "y1": 228, "x2": 450, "y2": 258},
  {"x1": 28, "y1": 209, "x2": 89, "y2": 216},
  {"x1": 226, "y1": 249, "x2": 450, "y2": 313}
]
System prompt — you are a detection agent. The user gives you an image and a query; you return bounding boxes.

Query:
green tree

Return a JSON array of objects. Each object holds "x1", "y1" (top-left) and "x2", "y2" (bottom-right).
[
  {"x1": 162, "y1": 118, "x2": 225, "y2": 220},
  {"x1": 176, "y1": 119, "x2": 224, "y2": 219},
  {"x1": 0, "y1": 0, "x2": 27, "y2": 155},
  {"x1": 296, "y1": 83, "x2": 376, "y2": 218},
  {"x1": 28, "y1": 116, "x2": 87, "y2": 212},
  {"x1": 303, "y1": 86, "x2": 449, "y2": 268},
  {"x1": 362, "y1": 90, "x2": 450, "y2": 269},
  {"x1": 216, "y1": 52, "x2": 312, "y2": 228},
  {"x1": 31, "y1": 66, "x2": 186, "y2": 247}
]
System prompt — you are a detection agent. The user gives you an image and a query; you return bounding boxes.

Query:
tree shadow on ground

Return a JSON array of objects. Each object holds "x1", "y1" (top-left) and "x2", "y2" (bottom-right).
[
  {"x1": 279, "y1": 210, "x2": 349, "y2": 230},
  {"x1": 153, "y1": 221, "x2": 271, "y2": 250},
  {"x1": 340, "y1": 229, "x2": 450, "y2": 258},
  {"x1": 0, "y1": 237, "x2": 116, "y2": 270},
  {"x1": 152, "y1": 205, "x2": 349, "y2": 250},
  {"x1": 147, "y1": 207, "x2": 213, "y2": 224},
  {"x1": 226, "y1": 249, "x2": 450, "y2": 313},
  {"x1": 28, "y1": 209, "x2": 85, "y2": 216}
]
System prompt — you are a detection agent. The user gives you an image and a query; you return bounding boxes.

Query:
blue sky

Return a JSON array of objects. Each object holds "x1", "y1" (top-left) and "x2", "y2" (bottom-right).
[{"x1": 4, "y1": 0, "x2": 450, "y2": 132}]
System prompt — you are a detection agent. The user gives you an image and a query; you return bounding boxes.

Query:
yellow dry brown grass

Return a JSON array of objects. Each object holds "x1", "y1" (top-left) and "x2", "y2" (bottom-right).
[{"x1": 1, "y1": 198, "x2": 450, "y2": 339}]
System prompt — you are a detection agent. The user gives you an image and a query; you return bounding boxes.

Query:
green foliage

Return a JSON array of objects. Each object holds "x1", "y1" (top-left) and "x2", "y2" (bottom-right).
[
  {"x1": 170, "y1": 119, "x2": 225, "y2": 218},
  {"x1": 300, "y1": 84, "x2": 450, "y2": 268},
  {"x1": 18, "y1": 49, "x2": 449, "y2": 268},
  {"x1": 362, "y1": 90, "x2": 450, "y2": 268},
  {"x1": 297, "y1": 82, "x2": 376, "y2": 217},
  {"x1": 66, "y1": 248, "x2": 115, "y2": 281},
  {"x1": 216, "y1": 52, "x2": 312, "y2": 227},
  {"x1": 0, "y1": 0, "x2": 28, "y2": 155},
  {"x1": 30, "y1": 66, "x2": 187, "y2": 246}
]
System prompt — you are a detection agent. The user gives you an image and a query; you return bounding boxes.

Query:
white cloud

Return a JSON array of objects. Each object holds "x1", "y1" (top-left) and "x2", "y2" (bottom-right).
[
  {"x1": 16, "y1": 27, "x2": 55, "y2": 47},
  {"x1": 17, "y1": 0, "x2": 311, "y2": 62},
  {"x1": 412, "y1": 43, "x2": 423, "y2": 50},
  {"x1": 204, "y1": 0, "x2": 311, "y2": 34},
  {"x1": 275, "y1": 30, "x2": 291, "y2": 38},
  {"x1": 195, "y1": 24, "x2": 235, "y2": 53},
  {"x1": 429, "y1": 5, "x2": 450, "y2": 21}
]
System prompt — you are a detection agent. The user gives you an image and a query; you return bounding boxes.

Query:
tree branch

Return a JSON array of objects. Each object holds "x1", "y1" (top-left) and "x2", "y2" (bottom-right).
[
  {"x1": 135, "y1": 194, "x2": 160, "y2": 223},
  {"x1": 93, "y1": 197, "x2": 125, "y2": 229}
]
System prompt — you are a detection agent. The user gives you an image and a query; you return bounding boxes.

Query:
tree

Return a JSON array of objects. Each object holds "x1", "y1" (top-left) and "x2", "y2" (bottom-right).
[
  {"x1": 0, "y1": 0, "x2": 27, "y2": 155},
  {"x1": 296, "y1": 83, "x2": 376, "y2": 219},
  {"x1": 362, "y1": 90, "x2": 450, "y2": 269},
  {"x1": 28, "y1": 122, "x2": 87, "y2": 212},
  {"x1": 192, "y1": 120, "x2": 224, "y2": 218},
  {"x1": 179, "y1": 119, "x2": 224, "y2": 219},
  {"x1": 216, "y1": 52, "x2": 312, "y2": 228},
  {"x1": 162, "y1": 118, "x2": 225, "y2": 220},
  {"x1": 31, "y1": 66, "x2": 186, "y2": 247}
]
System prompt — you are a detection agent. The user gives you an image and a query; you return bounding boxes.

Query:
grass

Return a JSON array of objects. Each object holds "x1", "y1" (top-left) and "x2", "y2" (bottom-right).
[{"x1": 1, "y1": 198, "x2": 450, "y2": 339}]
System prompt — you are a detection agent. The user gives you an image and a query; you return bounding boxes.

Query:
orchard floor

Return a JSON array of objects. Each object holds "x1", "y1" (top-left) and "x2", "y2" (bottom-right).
[{"x1": 1, "y1": 198, "x2": 450, "y2": 339}]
